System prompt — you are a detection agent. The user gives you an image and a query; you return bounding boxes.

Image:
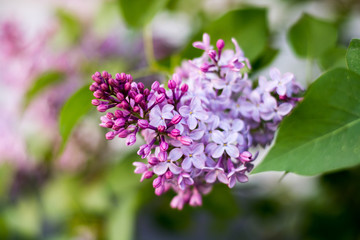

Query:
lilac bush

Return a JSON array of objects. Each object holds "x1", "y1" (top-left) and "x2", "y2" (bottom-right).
[{"x1": 90, "y1": 33, "x2": 303, "y2": 209}]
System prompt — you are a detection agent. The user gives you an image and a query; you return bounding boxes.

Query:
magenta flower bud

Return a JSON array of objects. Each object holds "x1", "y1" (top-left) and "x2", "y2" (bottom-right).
[
  {"x1": 178, "y1": 136, "x2": 192, "y2": 146},
  {"x1": 135, "y1": 94, "x2": 144, "y2": 103},
  {"x1": 115, "y1": 118, "x2": 125, "y2": 127},
  {"x1": 115, "y1": 73, "x2": 121, "y2": 81},
  {"x1": 208, "y1": 50, "x2": 217, "y2": 61},
  {"x1": 93, "y1": 90, "x2": 103, "y2": 98},
  {"x1": 105, "y1": 131, "x2": 115, "y2": 140},
  {"x1": 148, "y1": 157, "x2": 159, "y2": 165},
  {"x1": 91, "y1": 99, "x2": 100, "y2": 106},
  {"x1": 95, "y1": 71, "x2": 101, "y2": 77},
  {"x1": 153, "y1": 176, "x2": 162, "y2": 188},
  {"x1": 128, "y1": 90, "x2": 137, "y2": 99},
  {"x1": 133, "y1": 106, "x2": 140, "y2": 112},
  {"x1": 122, "y1": 110, "x2": 131, "y2": 116},
  {"x1": 92, "y1": 75, "x2": 102, "y2": 84},
  {"x1": 170, "y1": 129, "x2": 180, "y2": 137},
  {"x1": 119, "y1": 100, "x2": 129, "y2": 109},
  {"x1": 172, "y1": 73, "x2": 181, "y2": 85},
  {"x1": 126, "y1": 74, "x2": 133, "y2": 82},
  {"x1": 100, "y1": 83, "x2": 109, "y2": 91},
  {"x1": 216, "y1": 39, "x2": 225, "y2": 50},
  {"x1": 155, "y1": 186, "x2": 164, "y2": 196},
  {"x1": 119, "y1": 72, "x2": 126, "y2": 82},
  {"x1": 158, "y1": 87, "x2": 166, "y2": 94},
  {"x1": 160, "y1": 141, "x2": 169, "y2": 152},
  {"x1": 151, "y1": 81, "x2": 160, "y2": 90},
  {"x1": 116, "y1": 92, "x2": 124, "y2": 101},
  {"x1": 97, "y1": 105, "x2": 108, "y2": 112},
  {"x1": 143, "y1": 171, "x2": 154, "y2": 180},
  {"x1": 114, "y1": 110, "x2": 123, "y2": 118},
  {"x1": 102, "y1": 71, "x2": 109, "y2": 79},
  {"x1": 170, "y1": 115, "x2": 182, "y2": 125},
  {"x1": 168, "y1": 79, "x2": 176, "y2": 89},
  {"x1": 137, "y1": 82, "x2": 145, "y2": 91},
  {"x1": 165, "y1": 170, "x2": 173, "y2": 179},
  {"x1": 105, "y1": 121, "x2": 114, "y2": 128},
  {"x1": 138, "y1": 119, "x2": 149, "y2": 129},
  {"x1": 118, "y1": 129, "x2": 128, "y2": 138},
  {"x1": 124, "y1": 82, "x2": 131, "y2": 91},
  {"x1": 126, "y1": 133, "x2": 136, "y2": 146},
  {"x1": 240, "y1": 151, "x2": 252, "y2": 162},
  {"x1": 108, "y1": 78, "x2": 117, "y2": 87},
  {"x1": 157, "y1": 125, "x2": 165, "y2": 132},
  {"x1": 106, "y1": 112, "x2": 114, "y2": 119},
  {"x1": 181, "y1": 84, "x2": 188, "y2": 93},
  {"x1": 89, "y1": 83, "x2": 97, "y2": 92},
  {"x1": 200, "y1": 63, "x2": 210, "y2": 72},
  {"x1": 143, "y1": 88, "x2": 150, "y2": 96},
  {"x1": 156, "y1": 93, "x2": 166, "y2": 103}
]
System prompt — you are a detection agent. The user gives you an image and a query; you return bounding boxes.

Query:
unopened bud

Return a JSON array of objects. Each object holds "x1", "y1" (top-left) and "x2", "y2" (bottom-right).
[
  {"x1": 170, "y1": 115, "x2": 182, "y2": 125},
  {"x1": 156, "y1": 93, "x2": 166, "y2": 103},
  {"x1": 138, "y1": 119, "x2": 149, "y2": 129},
  {"x1": 168, "y1": 79, "x2": 177, "y2": 89}
]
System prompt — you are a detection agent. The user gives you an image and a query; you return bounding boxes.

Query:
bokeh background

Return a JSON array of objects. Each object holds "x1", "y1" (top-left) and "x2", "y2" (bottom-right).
[{"x1": 0, "y1": 0, "x2": 360, "y2": 239}]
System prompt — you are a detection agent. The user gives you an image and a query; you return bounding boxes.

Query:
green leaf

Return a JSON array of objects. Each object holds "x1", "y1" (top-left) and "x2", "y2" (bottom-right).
[
  {"x1": 318, "y1": 47, "x2": 347, "y2": 71},
  {"x1": 253, "y1": 68, "x2": 360, "y2": 175},
  {"x1": 288, "y1": 14, "x2": 337, "y2": 58},
  {"x1": 117, "y1": 0, "x2": 169, "y2": 28},
  {"x1": 183, "y1": 8, "x2": 269, "y2": 62},
  {"x1": 23, "y1": 71, "x2": 65, "y2": 109},
  {"x1": 58, "y1": 85, "x2": 93, "y2": 153},
  {"x1": 346, "y1": 39, "x2": 360, "y2": 76},
  {"x1": 251, "y1": 47, "x2": 279, "y2": 71},
  {"x1": 56, "y1": 9, "x2": 83, "y2": 44}
]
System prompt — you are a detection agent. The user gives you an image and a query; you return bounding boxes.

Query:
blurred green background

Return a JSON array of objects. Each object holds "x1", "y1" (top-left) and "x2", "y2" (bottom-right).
[{"x1": 0, "y1": 0, "x2": 360, "y2": 239}]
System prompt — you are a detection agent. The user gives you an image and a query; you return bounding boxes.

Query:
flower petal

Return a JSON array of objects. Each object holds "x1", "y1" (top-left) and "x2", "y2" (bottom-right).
[
  {"x1": 193, "y1": 143, "x2": 204, "y2": 155},
  {"x1": 269, "y1": 67, "x2": 281, "y2": 81},
  {"x1": 188, "y1": 115, "x2": 198, "y2": 130},
  {"x1": 225, "y1": 145, "x2": 240, "y2": 158},
  {"x1": 217, "y1": 170, "x2": 229, "y2": 184},
  {"x1": 193, "y1": 156, "x2": 205, "y2": 169},
  {"x1": 153, "y1": 162, "x2": 168, "y2": 175},
  {"x1": 211, "y1": 130, "x2": 224, "y2": 144},
  {"x1": 277, "y1": 103, "x2": 292, "y2": 116},
  {"x1": 212, "y1": 145, "x2": 225, "y2": 158},
  {"x1": 179, "y1": 106, "x2": 190, "y2": 117},
  {"x1": 205, "y1": 170, "x2": 216, "y2": 183},
  {"x1": 169, "y1": 163, "x2": 182, "y2": 174},
  {"x1": 169, "y1": 148, "x2": 183, "y2": 161},
  {"x1": 182, "y1": 157, "x2": 192, "y2": 170}
]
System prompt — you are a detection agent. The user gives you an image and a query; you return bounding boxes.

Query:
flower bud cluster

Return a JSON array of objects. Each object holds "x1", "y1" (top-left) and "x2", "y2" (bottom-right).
[{"x1": 90, "y1": 33, "x2": 303, "y2": 209}]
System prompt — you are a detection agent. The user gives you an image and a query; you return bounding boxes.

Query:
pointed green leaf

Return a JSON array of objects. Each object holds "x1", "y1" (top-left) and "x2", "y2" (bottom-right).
[
  {"x1": 253, "y1": 68, "x2": 360, "y2": 175},
  {"x1": 56, "y1": 9, "x2": 83, "y2": 44},
  {"x1": 117, "y1": 0, "x2": 169, "y2": 28},
  {"x1": 346, "y1": 39, "x2": 360, "y2": 76},
  {"x1": 318, "y1": 46, "x2": 347, "y2": 71},
  {"x1": 23, "y1": 70, "x2": 65, "y2": 109},
  {"x1": 288, "y1": 14, "x2": 337, "y2": 58},
  {"x1": 58, "y1": 85, "x2": 93, "y2": 153}
]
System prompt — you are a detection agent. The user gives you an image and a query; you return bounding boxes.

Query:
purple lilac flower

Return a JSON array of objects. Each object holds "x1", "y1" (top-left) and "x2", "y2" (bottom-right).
[
  {"x1": 90, "y1": 32, "x2": 303, "y2": 209},
  {"x1": 179, "y1": 97, "x2": 208, "y2": 130},
  {"x1": 210, "y1": 130, "x2": 239, "y2": 158}
]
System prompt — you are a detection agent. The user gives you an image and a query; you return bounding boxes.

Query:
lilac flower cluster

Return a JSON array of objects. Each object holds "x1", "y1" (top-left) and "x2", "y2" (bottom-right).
[{"x1": 90, "y1": 33, "x2": 303, "y2": 209}]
